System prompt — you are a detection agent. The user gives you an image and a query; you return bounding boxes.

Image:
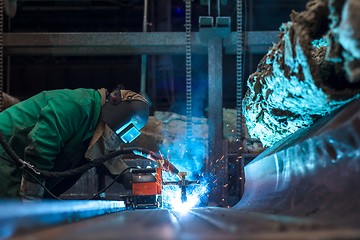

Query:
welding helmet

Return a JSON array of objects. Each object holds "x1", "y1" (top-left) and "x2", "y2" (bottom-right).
[{"x1": 100, "y1": 89, "x2": 149, "y2": 144}]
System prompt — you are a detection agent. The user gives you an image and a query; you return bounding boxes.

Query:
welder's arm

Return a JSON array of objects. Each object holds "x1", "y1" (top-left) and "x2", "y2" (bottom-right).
[{"x1": 21, "y1": 99, "x2": 84, "y2": 200}]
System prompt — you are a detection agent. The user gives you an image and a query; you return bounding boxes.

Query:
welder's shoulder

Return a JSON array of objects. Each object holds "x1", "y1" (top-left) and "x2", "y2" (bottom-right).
[
  {"x1": 42, "y1": 88, "x2": 96, "y2": 99},
  {"x1": 44, "y1": 88, "x2": 101, "y2": 108}
]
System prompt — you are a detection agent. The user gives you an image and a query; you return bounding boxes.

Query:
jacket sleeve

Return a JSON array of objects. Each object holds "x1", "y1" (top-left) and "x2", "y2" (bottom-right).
[{"x1": 24, "y1": 97, "x2": 87, "y2": 172}]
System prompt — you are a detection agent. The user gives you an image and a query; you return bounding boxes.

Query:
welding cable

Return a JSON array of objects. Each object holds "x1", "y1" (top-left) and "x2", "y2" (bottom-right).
[
  {"x1": 0, "y1": 131, "x2": 169, "y2": 178},
  {"x1": 23, "y1": 165, "x2": 134, "y2": 201},
  {"x1": 130, "y1": 147, "x2": 180, "y2": 175},
  {"x1": 0, "y1": 129, "x2": 40, "y2": 174},
  {"x1": 86, "y1": 166, "x2": 133, "y2": 200},
  {"x1": 0, "y1": 131, "x2": 163, "y2": 199},
  {"x1": 0, "y1": 130, "x2": 126, "y2": 178},
  {"x1": 39, "y1": 150, "x2": 130, "y2": 178},
  {"x1": 0, "y1": 137, "x2": 64, "y2": 200},
  {"x1": 22, "y1": 169, "x2": 64, "y2": 200}
]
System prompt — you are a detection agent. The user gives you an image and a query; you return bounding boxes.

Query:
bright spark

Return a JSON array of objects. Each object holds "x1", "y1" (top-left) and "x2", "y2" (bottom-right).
[{"x1": 162, "y1": 183, "x2": 208, "y2": 214}]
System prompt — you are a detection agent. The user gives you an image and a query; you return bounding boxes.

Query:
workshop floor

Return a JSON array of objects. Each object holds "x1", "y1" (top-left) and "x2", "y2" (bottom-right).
[{"x1": 9, "y1": 207, "x2": 360, "y2": 240}]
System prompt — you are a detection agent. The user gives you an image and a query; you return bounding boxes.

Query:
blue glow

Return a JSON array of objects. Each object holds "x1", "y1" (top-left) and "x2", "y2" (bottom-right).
[
  {"x1": 159, "y1": 138, "x2": 209, "y2": 210},
  {"x1": 173, "y1": 6, "x2": 184, "y2": 17},
  {"x1": 160, "y1": 140, "x2": 206, "y2": 175},
  {"x1": 156, "y1": 78, "x2": 209, "y2": 210},
  {"x1": 311, "y1": 38, "x2": 329, "y2": 48},
  {"x1": 162, "y1": 182, "x2": 209, "y2": 212},
  {"x1": 120, "y1": 126, "x2": 141, "y2": 143},
  {"x1": 176, "y1": 7, "x2": 182, "y2": 14},
  {"x1": 116, "y1": 122, "x2": 131, "y2": 135}
]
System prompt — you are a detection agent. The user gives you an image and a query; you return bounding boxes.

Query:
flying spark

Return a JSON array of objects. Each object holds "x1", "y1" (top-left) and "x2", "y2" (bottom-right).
[{"x1": 162, "y1": 182, "x2": 208, "y2": 214}]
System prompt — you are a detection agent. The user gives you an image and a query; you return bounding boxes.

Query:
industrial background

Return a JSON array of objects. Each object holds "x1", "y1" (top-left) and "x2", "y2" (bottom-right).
[{"x1": 1, "y1": 0, "x2": 360, "y2": 239}]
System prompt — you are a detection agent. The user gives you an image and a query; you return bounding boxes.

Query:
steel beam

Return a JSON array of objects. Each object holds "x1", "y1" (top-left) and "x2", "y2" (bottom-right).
[
  {"x1": 0, "y1": 200, "x2": 125, "y2": 239},
  {"x1": 3, "y1": 31, "x2": 279, "y2": 55}
]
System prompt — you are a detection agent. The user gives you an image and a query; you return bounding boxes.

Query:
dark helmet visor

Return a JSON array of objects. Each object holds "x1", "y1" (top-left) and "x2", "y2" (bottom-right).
[
  {"x1": 100, "y1": 91, "x2": 149, "y2": 143},
  {"x1": 116, "y1": 123, "x2": 141, "y2": 143}
]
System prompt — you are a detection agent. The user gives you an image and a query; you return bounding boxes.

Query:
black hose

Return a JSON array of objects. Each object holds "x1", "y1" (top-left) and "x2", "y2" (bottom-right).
[
  {"x1": 86, "y1": 166, "x2": 133, "y2": 200},
  {"x1": 0, "y1": 130, "x2": 160, "y2": 178},
  {"x1": 40, "y1": 149, "x2": 132, "y2": 178},
  {"x1": 40, "y1": 147, "x2": 158, "y2": 178}
]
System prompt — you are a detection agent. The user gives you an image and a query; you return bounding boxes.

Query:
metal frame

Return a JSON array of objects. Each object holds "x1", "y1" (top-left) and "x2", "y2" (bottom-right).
[
  {"x1": 3, "y1": 31, "x2": 279, "y2": 55},
  {"x1": 3, "y1": 30, "x2": 278, "y2": 205}
]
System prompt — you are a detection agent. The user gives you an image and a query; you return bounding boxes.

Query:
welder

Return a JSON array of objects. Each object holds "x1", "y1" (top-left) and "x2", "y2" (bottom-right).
[{"x1": 0, "y1": 87, "x2": 149, "y2": 200}]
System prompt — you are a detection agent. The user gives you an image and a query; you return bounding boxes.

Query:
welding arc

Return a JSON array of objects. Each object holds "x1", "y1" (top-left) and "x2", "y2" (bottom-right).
[{"x1": 0, "y1": 131, "x2": 164, "y2": 178}]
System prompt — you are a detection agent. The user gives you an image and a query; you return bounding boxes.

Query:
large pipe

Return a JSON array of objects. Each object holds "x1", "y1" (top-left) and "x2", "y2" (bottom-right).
[{"x1": 235, "y1": 98, "x2": 360, "y2": 226}]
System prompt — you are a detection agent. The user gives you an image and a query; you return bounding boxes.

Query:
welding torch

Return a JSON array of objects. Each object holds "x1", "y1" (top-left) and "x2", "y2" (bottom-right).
[
  {"x1": 131, "y1": 148, "x2": 181, "y2": 178},
  {"x1": 164, "y1": 172, "x2": 200, "y2": 203},
  {"x1": 130, "y1": 148, "x2": 200, "y2": 203}
]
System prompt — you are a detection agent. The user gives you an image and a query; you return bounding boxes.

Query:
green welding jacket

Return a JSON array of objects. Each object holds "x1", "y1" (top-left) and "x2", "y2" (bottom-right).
[{"x1": 0, "y1": 88, "x2": 102, "y2": 198}]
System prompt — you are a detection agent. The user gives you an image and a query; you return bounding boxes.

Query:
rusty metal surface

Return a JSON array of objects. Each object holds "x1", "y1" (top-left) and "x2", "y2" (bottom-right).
[{"x1": 3, "y1": 31, "x2": 279, "y2": 55}]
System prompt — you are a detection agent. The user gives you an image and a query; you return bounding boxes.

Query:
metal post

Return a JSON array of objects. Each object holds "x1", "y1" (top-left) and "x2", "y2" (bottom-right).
[
  {"x1": 208, "y1": 37, "x2": 224, "y2": 204},
  {"x1": 207, "y1": 0, "x2": 211, "y2": 16},
  {"x1": 140, "y1": 0, "x2": 149, "y2": 96},
  {"x1": 143, "y1": 0, "x2": 148, "y2": 33},
  {"x1": 140, "y1": 55, "x2": 147, "y2": 96}
]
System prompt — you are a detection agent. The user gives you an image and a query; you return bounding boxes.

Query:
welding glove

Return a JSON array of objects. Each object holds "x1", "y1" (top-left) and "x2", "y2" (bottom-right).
[
  {"x1": 19, "y1": 172, "x2": 45, "y2": 201},
  {"x1": 85, "y1": 122, "x2": 130, "y2": 176}
]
